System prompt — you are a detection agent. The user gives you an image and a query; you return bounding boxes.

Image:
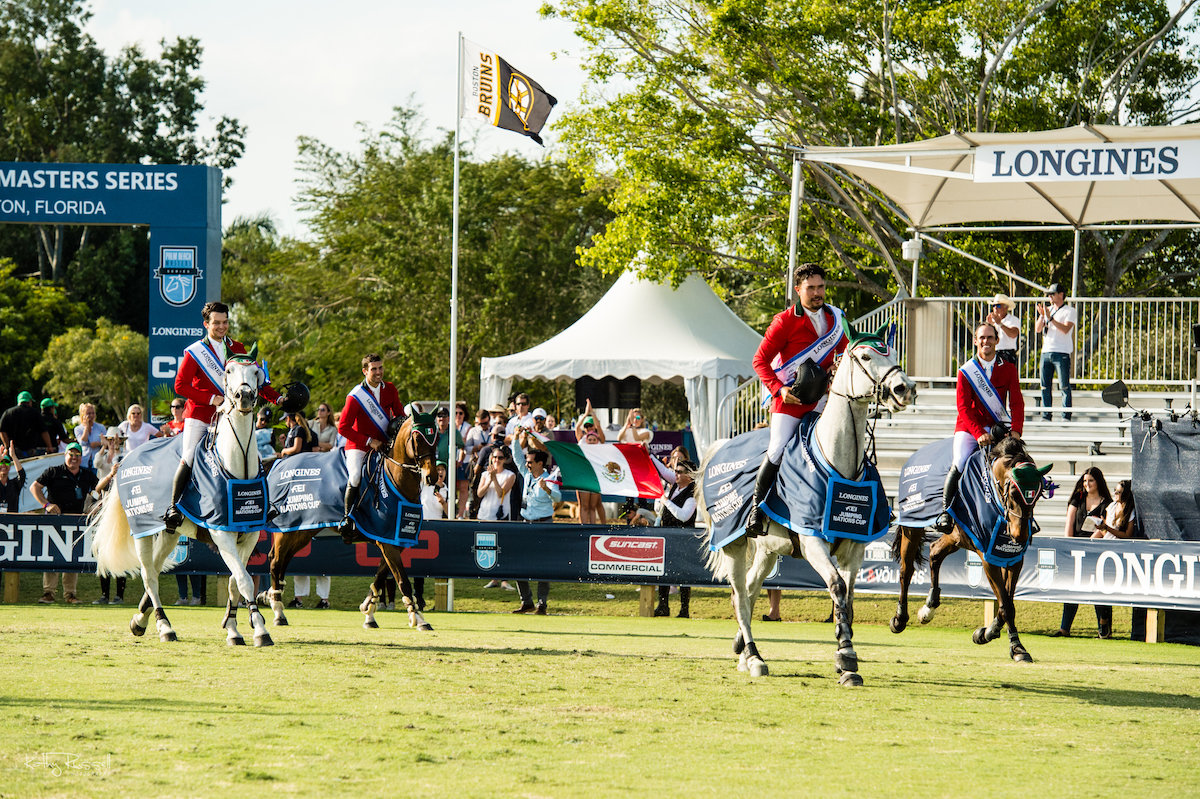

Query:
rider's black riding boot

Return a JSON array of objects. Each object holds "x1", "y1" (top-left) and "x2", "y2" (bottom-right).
[
  {"x1": 677, "y1": 586, "x2": 691, "y2": 619},
  {"x1": 745, "y1": 458, "x2": 780, "y2": 537},
  {"x1": 933, "y1": 466, "x2": 963, "y2": 532},
  {"x1": 162, "y1": 462, "x2": 192, "y2": 532},
  {"x1": 338, "y1": 484, "x2": 360, "y2": 545},
  {"x1": 654, "y1": 585, "x2": 670, "y2": 617}
]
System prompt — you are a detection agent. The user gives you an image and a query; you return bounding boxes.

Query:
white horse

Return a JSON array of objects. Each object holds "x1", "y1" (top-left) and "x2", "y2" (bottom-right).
[
  {"x1": 700, "y1": 322, "x2": 916, "y2": 685},
  {"x1": 91, "y1": 355, "x2": 275, "y2": 646}
]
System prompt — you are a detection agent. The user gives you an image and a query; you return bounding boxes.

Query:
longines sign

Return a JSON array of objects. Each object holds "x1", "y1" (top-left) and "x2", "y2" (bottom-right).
[{"x1": 973, "y1": 140, "x2": 1196, "y2": 182}]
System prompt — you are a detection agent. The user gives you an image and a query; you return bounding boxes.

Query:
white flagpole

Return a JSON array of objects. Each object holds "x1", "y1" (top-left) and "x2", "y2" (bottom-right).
[{"x1": 448, "y1": 32, "x2": 462, "y2": 519}]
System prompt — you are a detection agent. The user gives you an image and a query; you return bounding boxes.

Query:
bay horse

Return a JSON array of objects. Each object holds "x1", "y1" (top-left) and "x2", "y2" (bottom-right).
[
  {"x1": 890, "y1": 436, "x2": 1051, "y2": 662},
  {"x1": 257, "y1": 412, "x2": 437, "y2": 632},
  {"x1": 91, "y1": 354, "x2": 276, "y2": 646},
  {"x1": 699, "y1": 321, "x2": 917, "y2": 686}
]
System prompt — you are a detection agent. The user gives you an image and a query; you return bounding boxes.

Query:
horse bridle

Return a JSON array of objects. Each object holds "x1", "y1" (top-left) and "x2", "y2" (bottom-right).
[
  {"x1": 214, "y1": 373, "x2": 260, "y2": 477},
  {"x1": 381, "y1": 419, "x2": 436, "y2": 475},
  {"x1": 827, "y1": 342, "x2": 905, "y2": 476}
]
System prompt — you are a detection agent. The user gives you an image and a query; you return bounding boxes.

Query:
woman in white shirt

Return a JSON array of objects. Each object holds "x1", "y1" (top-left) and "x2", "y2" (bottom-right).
[
  {"x1": 117, "y1": 404, "x2": 159, "y2": 453},
  {"x1": 476, "y1": 448, "x2": 515, "y2": 521},
  {"x1": 618, "y1": 407, "x2": 653, "y2": 449},
  {"x1": 307, "y1": 403, "x2": 338, "y2": 452}
]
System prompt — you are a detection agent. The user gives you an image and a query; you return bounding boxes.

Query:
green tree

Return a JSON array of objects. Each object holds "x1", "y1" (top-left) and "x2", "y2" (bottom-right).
[
  {"x1": 224, "y1": 108, "x2": 614, "y2": 409},
  {"x1": 0, "y1": 0, "x2": 244, "y2": 325},
  {"x1": 31, "y1": 318, "x2": 148, "y2": 421},
  {"x1": 0, "y1": 259, "x2": 90, "y2": 405},
  {"x1": 545, "y1": 0, "x2": 1200, "y2": 313}
]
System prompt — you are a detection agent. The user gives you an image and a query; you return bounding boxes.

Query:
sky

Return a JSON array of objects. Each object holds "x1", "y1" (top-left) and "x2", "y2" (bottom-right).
[{"x1": 85, "y1": 1, "x2": 590, "y2": 239}]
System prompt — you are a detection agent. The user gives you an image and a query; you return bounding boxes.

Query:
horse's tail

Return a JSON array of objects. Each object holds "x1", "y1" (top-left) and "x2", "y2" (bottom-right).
[
  {"x1": 88, "y1": 490, "x2": 140, "y2": 577},
  {"x1": 889, "y1": 526, "x2": 926, "y2": 567}
]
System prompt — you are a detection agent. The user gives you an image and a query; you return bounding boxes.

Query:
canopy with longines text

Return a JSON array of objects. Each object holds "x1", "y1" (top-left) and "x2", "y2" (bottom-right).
[{"x1": 795, "y1": 123, "x2": 1200, "y2": 228}]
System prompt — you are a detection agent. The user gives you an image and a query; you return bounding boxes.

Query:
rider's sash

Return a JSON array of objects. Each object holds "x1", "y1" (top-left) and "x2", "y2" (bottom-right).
[
  {"x1": 184, "y1": 339, "x2": 227, "y2": 395},
  {"x1": 762, "y1": 306, "x2": 845, "y2": 407},
  {"x1": 959, "y1": 358, "x2": 1010, "y2": 426},
  {"x1": 348, "y1": 383, "x2": 390, "y2": 440}
]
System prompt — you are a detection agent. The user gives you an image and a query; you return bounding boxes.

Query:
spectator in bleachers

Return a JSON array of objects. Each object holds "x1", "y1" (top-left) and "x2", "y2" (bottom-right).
[
  {"x1": 117, "y1": 403, "x2": 160, "y2": 453},
  {"x1": 0, "y1": 391, "x2": 52, "y2": 457},
  {"x1": 39, "y1": 398, "x2": 68, "y2": 451},
  {"x1": 308, "y1": 402, "x2": 337, "y2": 452},
  {"x1": 254, "y1": 408, "x2": 277, "y2": 465},
  {"x1": 987, "y1": 294, "x2": 1021, "y2": 366},
  {"x1": 0, "y1": 445, "x2": 26, "y2": 513},
  {"x1": 1052, "y1": 468, "x2": 1112, "y2": 638},
  {"x1": 31, "y1": 442, "x2": 97, "y2": 604},
  {"x1": 618, "y1": 407, "x2": 653, "y2": 449},
  {"x1": 1035, "y1": 282, "x2": 1077, "y2": 421},
  {"x1": 73, "y1": 403, "x2": 106, "y2": 469},
  {"x1": 504, "y1": 393, "x2": 534, "y2": 444}
]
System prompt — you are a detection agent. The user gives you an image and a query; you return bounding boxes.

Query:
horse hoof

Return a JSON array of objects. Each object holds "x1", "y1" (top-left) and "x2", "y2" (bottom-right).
[
  {"x1": 972, "y1": 626, "x2": 991, "y2": 645},
  {"x1": 749, "y1": 660, "x2": 768, "y2": 678},
  {"x1": 836, "y1": 652, "x2": 858, "y2": 674},
  {"x1": 890, "y1": 616, "x2": 907, "y2": 634},
  {"x1": 917, "y1": 606, "x2": 935, "y2": 624},
  {"x1": 838, "y1": 672, "x2": 864, "y2": 687},
  {"x1": 130, "y1": 619, "x2": 147, "y2": 637},
  {"x1": 363, "y1": 619, "x2": 379, "y2": 630},
  {"x1": 274, "y1": 616, "x2": 289, "y2": 626},
  {"x1": 418, "y1": 623, "x2": 434, "y2": 632},
  {"x1": 733, "y1": 632, "x2": 745, "y2": 655},
  {"x1": 228, "y1": 637, "x2": 246, "y2": 647},
  {"x1": 254, "y1": 634, "x2": 274, "y2": 647},
  {"x1": 159, "y1": 630, "x2": 178, "y2": 642}
]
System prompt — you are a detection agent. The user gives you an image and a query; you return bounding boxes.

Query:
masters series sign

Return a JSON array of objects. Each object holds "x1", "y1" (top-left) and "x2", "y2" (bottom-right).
[{"x1": 0, "y1": 161, "x2": 221, "y2": 409}]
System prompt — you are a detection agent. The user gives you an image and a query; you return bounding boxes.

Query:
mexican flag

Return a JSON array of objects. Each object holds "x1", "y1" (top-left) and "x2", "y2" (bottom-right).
[{"x1": 541, "y1": 441, "x2": 664, "y2": 499}]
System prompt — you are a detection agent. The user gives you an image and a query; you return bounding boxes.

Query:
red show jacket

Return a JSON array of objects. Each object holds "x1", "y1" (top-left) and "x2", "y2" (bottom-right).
[
  {"x1": 752, "y1": 304, "x2": 848, "y2": 419},
  {"x1": 338, "y1": 381, "x2": 404, "y2": 451},
  {"x1": 955, "y1": 359, "x2": 1024, "y2": 438},
  {"x1": 174, "y1": 337, "x2": 280, "y2": 424}
]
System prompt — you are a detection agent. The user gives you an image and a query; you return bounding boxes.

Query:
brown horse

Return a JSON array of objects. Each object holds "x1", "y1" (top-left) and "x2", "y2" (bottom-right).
[
  {"x1": 889, "y1": 436, "x2": 1051, "y2": 663},
  {"x1": 257, "y1": 412, "x2": 438, "y2": 631}
]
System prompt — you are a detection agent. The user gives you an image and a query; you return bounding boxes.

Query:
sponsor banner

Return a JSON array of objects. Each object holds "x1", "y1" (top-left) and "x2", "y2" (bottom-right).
[
  {"x1": 588, "y1": 535, "x2": 666, "y2": 576},
  {"x1": 974, "y1": 140, "x2": 1198, "y2": 183},
  {"x1": 5, "y1": 514, "x2": 1200, "y2": 612}
]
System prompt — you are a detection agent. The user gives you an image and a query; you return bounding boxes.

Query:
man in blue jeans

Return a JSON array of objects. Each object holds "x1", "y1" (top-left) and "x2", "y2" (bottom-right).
[{"x1": 1035, "y1": 282, "x2": 1077, "y2": 421}]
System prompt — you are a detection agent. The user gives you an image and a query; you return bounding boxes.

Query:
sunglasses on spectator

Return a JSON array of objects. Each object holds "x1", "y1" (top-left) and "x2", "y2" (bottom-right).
[
  {"x1": 171, "y1": 404, "x2": 184, "y2": 409},
  {"x1": 0, "y1": 457, "x2": 11, "y2": 466}
]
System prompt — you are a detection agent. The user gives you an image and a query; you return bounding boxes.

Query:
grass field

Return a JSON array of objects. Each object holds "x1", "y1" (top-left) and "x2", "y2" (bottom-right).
[{"x1": 3, "y1": 575, "x2": 1198, "y2": 797}]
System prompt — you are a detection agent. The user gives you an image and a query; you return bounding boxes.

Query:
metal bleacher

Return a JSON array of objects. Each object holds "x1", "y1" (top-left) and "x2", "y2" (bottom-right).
[{"x1": 870, "y1": 382, "x2": 1187, "y2": 534}]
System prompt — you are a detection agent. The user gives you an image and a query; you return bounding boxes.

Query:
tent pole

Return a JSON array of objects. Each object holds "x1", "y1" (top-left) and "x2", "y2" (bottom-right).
[
  {"x1": 1070, "y1": 228, "x2": 1081, "y2": 299},
  {"x1": 786, "y1": 154, "x2": 803, "y2": 307},
  {"x1": 447, "y1": 31, "x2": 463, "y2": 522}
]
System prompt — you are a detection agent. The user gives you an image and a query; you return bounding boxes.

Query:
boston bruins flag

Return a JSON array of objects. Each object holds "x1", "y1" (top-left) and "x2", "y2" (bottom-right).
[{"x1": 461, "y1": 38, "x2": 557, "y2": 145}]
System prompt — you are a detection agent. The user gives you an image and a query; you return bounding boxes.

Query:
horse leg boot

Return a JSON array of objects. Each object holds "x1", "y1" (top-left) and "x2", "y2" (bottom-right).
[
  {"x1": 162, "y1": 461, "x2": 193, "y2": 531},
  {"x1": 933, "y1": 467, "x2": 962, "y2": 532},
  {"x1": 338, "y1": 484, "x2": 361, "y2": 545},
  {"x1": 745, "y1": 459, "x2": 780, "y2": 538}
]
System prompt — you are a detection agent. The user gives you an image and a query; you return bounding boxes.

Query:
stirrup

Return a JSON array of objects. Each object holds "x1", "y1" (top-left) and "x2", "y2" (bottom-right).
[{"x1": 162, "y1": 504, "x2": 183, "y2": 531}]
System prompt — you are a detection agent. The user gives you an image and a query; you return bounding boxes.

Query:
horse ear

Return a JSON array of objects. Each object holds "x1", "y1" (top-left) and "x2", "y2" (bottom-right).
[
  {"x1": 248, "y1": 342, "x2": 259, "y2": 361},
  {"x1": 874, "y1": 321, "x2": 889, "y2": 340},
  {"x1": 840, "y1": 314, "x2": 858, "y2": 343},
  {"x1": 1038, "y1": 463, "x2": 1053, "y2": 476}
]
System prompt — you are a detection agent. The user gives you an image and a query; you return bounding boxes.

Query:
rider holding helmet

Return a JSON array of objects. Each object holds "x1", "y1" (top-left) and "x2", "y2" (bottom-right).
[
  {"x1": 336, "y1": 353, "x2": 405, "y2": 544},
  {"x1": 746, "y1": 264, "x2": 848, "y2": 537},
  {"x1": 163, "y1": 301, "x2": 283, "y2": 531},
  {"x1": 933, "y1": 323, "x2": 1024, "y2": 532}
]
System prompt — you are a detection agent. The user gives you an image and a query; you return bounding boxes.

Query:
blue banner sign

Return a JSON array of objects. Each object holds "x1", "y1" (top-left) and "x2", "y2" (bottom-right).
[
  {"x1": 3, "y1": 514, "x2": 1200, "y2": 613},
  {"x1": 0, "y1": 161, "x2": 222, "y2": 407}
]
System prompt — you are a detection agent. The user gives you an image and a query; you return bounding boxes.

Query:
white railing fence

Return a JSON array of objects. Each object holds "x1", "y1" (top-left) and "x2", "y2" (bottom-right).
[{"x1": 716, "y1": 296, "x2": 1199, "y2": 439}]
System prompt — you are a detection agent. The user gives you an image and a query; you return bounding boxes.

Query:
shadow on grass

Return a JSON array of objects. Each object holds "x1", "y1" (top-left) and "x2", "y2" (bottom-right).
[
  {"x1": 0, "y1": 695, "x2": 277, "y2": 715},
  {"x1": 886, "y1": 674, "x2": 1200, "y2": 709}
]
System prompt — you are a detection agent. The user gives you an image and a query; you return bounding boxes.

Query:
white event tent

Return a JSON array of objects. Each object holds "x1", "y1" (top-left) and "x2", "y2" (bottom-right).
[{"x1": 478, "y1": 271, "x2": 762, "y2": 452}]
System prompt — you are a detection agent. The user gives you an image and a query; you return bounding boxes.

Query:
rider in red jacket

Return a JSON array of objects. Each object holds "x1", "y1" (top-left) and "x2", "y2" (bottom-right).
[
  {"x1": 745, "y1": 264, "x2": 848, "y2": 536},
  {"x1": 934, "y1": 322, "x2": 1024, "y2": 531},
  {"x1": 163, "y1": 301, "x2": 281, "y2": 530},
  {"x1": 336, "y1": 352, "x2": 405, "y2": 543}
]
